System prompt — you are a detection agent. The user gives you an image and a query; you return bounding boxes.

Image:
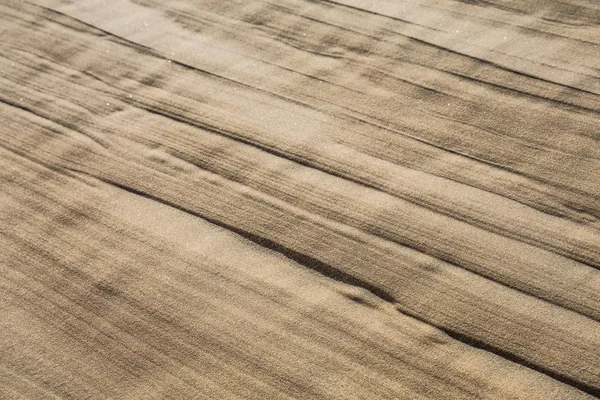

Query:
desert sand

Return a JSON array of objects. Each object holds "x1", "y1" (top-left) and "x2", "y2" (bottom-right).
[{"x1": 1, "y1": 0, "x2": 599, "y2": 398}]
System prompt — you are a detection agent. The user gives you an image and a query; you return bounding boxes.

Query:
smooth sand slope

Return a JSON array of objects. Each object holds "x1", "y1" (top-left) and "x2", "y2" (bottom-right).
[{"x1": 1, "y1": 0, "x2": 599, "y2": 398}]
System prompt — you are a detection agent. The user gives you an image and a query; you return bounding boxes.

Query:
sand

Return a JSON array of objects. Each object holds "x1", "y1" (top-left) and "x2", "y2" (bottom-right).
[{"x1": 1, "y1": 0, "x2": 599, "y2": 398}]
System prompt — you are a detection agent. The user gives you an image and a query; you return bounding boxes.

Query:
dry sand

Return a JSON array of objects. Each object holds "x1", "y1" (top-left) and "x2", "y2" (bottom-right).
[{"x1": 1, "y1": 0, "x2": 599, "y2": 398}]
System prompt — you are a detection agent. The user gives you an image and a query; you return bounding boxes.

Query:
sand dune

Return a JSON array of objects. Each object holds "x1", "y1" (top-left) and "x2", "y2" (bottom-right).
[{"x1": 1, "y1": 0, "x2": 599, "y2": 398}]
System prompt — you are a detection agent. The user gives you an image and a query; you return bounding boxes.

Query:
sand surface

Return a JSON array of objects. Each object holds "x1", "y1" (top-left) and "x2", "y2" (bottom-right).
[{"x1": 1, "y1": 0, "x2": 599, "y2": 398}]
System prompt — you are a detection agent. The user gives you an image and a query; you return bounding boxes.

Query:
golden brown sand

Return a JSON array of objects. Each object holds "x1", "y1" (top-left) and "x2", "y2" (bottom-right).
[{"x1": 1, "y1": 0, "x2": 599, "y2": 398}]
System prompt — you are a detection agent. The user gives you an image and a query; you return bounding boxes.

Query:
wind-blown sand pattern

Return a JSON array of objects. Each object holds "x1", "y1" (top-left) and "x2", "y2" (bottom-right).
[{"x1": 1, "y1": 0, "x2": 599, "y2": 398}]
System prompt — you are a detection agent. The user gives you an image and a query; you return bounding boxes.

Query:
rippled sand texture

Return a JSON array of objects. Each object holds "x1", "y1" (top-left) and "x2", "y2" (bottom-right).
[{"x1": 1, "y1": 0, "x2": 600, "y2": 398}]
